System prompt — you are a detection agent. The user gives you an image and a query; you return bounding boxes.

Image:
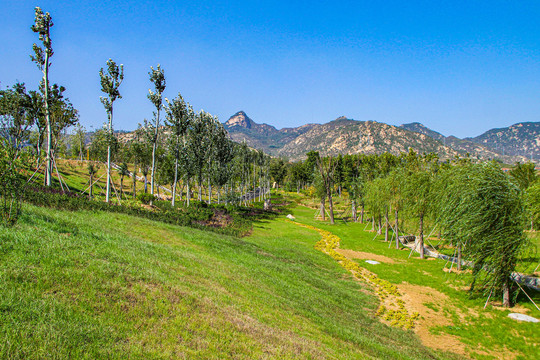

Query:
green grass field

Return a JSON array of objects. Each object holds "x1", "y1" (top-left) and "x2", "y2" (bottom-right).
[
  {"x1": 0, "y1": 203, "x2": 462, "y2": 359},
  {"x1": 287, "y1": 205, "x2": 539, "y2": 360}
]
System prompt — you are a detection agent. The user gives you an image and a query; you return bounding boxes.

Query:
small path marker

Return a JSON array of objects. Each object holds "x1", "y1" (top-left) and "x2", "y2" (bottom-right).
[
  {"x1": 508, "y1": 313, "x2": 539, "y2": 323},
  {"x1": 365, "y1": 260, "x2": 380, "y2": 265}
]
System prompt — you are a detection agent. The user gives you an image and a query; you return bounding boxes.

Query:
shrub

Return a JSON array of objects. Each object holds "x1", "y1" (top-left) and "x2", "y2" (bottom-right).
[{"x1": 137, "y1": 193, "x2": 155, "y2": 205}]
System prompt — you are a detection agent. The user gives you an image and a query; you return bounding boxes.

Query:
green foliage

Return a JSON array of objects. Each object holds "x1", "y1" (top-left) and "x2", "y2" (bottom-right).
[
  {"x1": 269, "y1": 158, "x2": 287, "y2": 187},
  {"x1": 137, "y1": 192, "x2": 155, "y2": 205},
  {"x1": 0, "y1": 145, "x2": 27, "y2": 226},
  {"x1": 509, "y1": 161, "x2": 537, "y2": 190},
  {"x1": 436, "y1": 162, "x2": 530, "y2": 303}
]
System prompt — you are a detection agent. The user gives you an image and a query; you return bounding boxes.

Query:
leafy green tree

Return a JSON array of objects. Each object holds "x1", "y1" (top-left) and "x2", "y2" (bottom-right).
[
  {"x1": 164, "y1": 93, "x2": 191, "y2": 206},
  {"x1": 208, "y1": 123, "x2": 233, "y2": 204},
  {"x1": 0, "y1": 83, "x2": 34, "y2": 225},
  {"x1": 509, "y1": 162, "x2": 537, "y2": 190},
  {"x1": 437, "y1": 162, "x2": 530, "y2": 307},
  {"x1": 89, "y1": 128, "x2": 118, "y2": 162},
  {"x1": 147, "y1": 65, "x2": 166, "y2": 199},
  {"x1": 403, "y1": 169, "x2": 433, "y2": 258},
  {"x1": 71, "y1": 123, "x2": 86, "y2": 160},
  {"x1": 525, "y1": 181, "x2": 540, "y2": 230},
  {"x1": 317, "y1": 156, "x2": 337, "y2": 224},
  {"x1": 99, "y1": 59, "x2": 124, "y2": 203},
  {"x1": 402, "y1": 153, "x2": 439, "y2": 258},
  {"x1": 117, "y1": 162, "x2": 129, "y2": 199},
  {"x1": 269, "y1": 158, "x2": 287, "y2": 188},
  {"x1": 0, "y1": 83, "x2": 34, "y2": 154},
  {"x1": 187, "y1": 111, "x2": 215, "y2": 201},
  {"x1": 87, "y1": 163, "x2": 98, "y2": 199},
  {"x1": 31, "y1": 7, "x2": 54, "y2": 186}
]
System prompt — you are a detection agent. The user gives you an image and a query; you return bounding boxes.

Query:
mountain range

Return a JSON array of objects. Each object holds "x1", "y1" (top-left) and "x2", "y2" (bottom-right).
[{"x1": 224, "y1": 111, "x2": 539, "y2": 163}]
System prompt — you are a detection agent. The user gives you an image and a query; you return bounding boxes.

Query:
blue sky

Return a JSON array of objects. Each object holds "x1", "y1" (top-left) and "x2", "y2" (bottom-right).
[{"x1": 1, "y1": 1, "x2": 540, "y2": 138}]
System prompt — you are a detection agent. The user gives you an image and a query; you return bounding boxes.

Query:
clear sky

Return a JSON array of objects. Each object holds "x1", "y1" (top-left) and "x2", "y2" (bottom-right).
[{"x1": 2, "y1": 1, "x2": 540, "y2": 138}]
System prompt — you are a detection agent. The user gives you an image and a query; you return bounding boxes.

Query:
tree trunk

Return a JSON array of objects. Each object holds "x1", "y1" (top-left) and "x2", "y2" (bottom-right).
[
  {"x1": 186, "y1": 179, "x2": 191, "y2": 207},
  {"x1": 385, "y1": 207, "x2": 389, "y2": 242},
  {"x1": 89, "y1": 173, "x2": 93, "y2": 199},
  {"x1": 143, "y1": 173, "x2": 148, "y2": 193},
  {"x1": 172, "y1": 156, "x2": 178, "y2": 207},
  {"x1": 105, "y1": 110, "x2": 113, "y2": 203},
  {"x1": 320, "y1": 198, "x2": 326, "y2": 221},
  {"x1": 208, "y1": 178, "x2": 212, "y2": 204},
  {"x1": 132, "y1": 164, "x2": 137, "y2": 199},
  {"x1": 377, "y1": 214, "x2": 382, "y2": 235},
  {"x1": 457, "y1": 244, "x2": 462, "y2": 271},
  {"x1": 120, "y1": 177, "x2": 124, "y2": 199},
  {"x1": 395, "y1": 209, "x2": 399, "y2": 249},
  {"x1": 150, "y1": 108, "x2": 160, "y2": 200},
  {"x1": 502, "y1": 279, "x2": 511, "y2": 307},
  {"x1": 44, "y1": 49, "x2": 52, "y2": 187},
  {"x1": 328, "y1": 190, "x2": 335, "y2": 225},
  {"x1": 419, "y1": 212, "x2": 424, "y2": 259},
  {"x1": 360, "y1": 204, "x2": 365, "y2": 223},
  {"x1": 352, "y1": 200, "x2": 357, "y2": 222}
]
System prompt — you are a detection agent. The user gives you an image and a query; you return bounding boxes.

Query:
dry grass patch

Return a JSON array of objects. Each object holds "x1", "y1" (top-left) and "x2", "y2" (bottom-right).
[{"x1": 335, "y1": 249, "x2": 398, "y2": 264}]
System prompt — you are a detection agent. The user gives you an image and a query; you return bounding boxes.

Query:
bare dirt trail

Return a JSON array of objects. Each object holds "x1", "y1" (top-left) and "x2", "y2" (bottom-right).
[{"x1": 289, "y1": 220, "x2": 520, "y2": 359}]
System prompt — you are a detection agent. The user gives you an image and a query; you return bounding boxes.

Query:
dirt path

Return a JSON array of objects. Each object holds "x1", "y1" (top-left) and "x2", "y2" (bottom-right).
[{"x1": 288, "y1": 220, "x2": 521, "y2": 359}]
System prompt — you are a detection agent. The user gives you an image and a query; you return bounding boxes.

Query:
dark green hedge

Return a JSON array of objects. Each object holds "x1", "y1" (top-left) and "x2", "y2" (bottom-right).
[{"x1": 22, "y1": 186, "x2": 254, "y2": 237}]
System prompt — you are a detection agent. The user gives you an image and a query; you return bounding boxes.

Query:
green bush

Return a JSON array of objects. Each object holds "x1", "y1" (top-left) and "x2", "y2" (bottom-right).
[
  {"x1": 137, "y1": 193, "x2": 156, "y2": 205},
  {"x1": 21, "y1": 185, "x2": 265, "y2": 237}
]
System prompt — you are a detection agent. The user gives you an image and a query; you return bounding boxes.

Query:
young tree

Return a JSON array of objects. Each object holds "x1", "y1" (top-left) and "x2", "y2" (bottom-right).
[
  {"x1": 525, "y1": 181, "x2": 540, "y2": 230},
  {"x1": 71, "y1": 123, "x2": 86, "y2": 160},
  {"x1": 31, "y1": 7, "x2": 54, "y2": 186},
  {"x1": 87, "y1": 163, "x2": 98, "y2": 199},
  {"x1": 0, "y1": 83, "x2": 34, "y2": 225},
  {"x1": 438, "y1": 162, "x2": 530, "y2": 307},
  {"x1": 99, "y1": 59, "x2": 124, "y2": 203},
  {"x1": 147, "y1": 65, "x2": 166, "y2": 200},
  {"x1": 317, "y1": 156, "x2": 337, "y2": 224},
  {"x1": 269, "y1": 158, "x2": 287, "y2": 188},
  {"x1": 164, "y1": 93, "x2": 191, "y2": 206},
  {"x1": 118, "y1": 162, "x2": 129, "y2": 199},
  {"x1": 509, "y1": 162, "x2": 537, "y2": 191}
]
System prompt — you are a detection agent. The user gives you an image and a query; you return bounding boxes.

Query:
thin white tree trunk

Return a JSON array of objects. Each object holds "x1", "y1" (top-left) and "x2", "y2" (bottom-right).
[
  {"x1": 106, "y1": 109, "x2": 113, "y2": 203},
  {"x1": 44, "y1": 50, "x2": 52, "y2": 186}
]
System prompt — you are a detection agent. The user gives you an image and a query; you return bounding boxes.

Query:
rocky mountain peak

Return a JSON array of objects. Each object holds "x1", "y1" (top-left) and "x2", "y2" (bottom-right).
[{"x1": 225, "y1": 111, "x2": 253, "y2": 129}]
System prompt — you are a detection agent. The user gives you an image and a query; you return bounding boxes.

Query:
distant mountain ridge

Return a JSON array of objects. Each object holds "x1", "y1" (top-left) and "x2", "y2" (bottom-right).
[{"x1": 224, "y1": 111, "x2": 537, "y2": 162}]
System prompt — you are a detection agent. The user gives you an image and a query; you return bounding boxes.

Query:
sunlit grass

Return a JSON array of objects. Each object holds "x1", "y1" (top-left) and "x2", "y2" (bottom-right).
[{"x1": 0, "y1": 203, "x2": 456, "y2": 359}]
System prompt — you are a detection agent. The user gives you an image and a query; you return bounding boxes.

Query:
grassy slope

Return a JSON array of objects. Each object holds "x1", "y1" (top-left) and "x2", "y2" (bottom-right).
[
  {"x1": 287, "y1": 206, "x2": 539, "y2": 359},
  {"x1": 0, "y1": 204, "x2": 459, "y2": 359}
]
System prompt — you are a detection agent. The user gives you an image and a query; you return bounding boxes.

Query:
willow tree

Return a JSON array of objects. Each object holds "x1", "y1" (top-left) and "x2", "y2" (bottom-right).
[
  {"x1": 317, "y1": 156, "x2": 337, "y2": 224},
  {"x1": 388, "y1": 169, "x2": 404, "y2": 249},
  {"x1": 31, "y1": 7, "x2": 54, "y2": 185},
  {"x1": 402, "y1": 154, "x2": 438, "y2": 259},
  {"x1": 147, "y1": 65, "x2": 166, "y2": 199},
  {"x1": 403, "y1": 169, "x2": 433, "y2": 258},
  {"x1": 164, "y1": 93, "x2": 192, "y2": 206},
  {"x1": 99, "y1": 59, "x2": 124, "y2": 203},
  {"x1": 437, "y1": 162, "x2": 529, "y2": 307}
]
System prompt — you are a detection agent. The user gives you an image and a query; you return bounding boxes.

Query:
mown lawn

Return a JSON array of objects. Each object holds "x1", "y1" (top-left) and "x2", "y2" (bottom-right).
[
  {"x1": 0, "y1": 203, "x2": 460, "y2": 359},
  {"x1": 287, "y1": 206, "x2": 539, "y2": 359}
]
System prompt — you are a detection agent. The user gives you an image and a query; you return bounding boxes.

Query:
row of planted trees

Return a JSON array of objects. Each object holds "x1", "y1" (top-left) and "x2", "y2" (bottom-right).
[
  {"x1": 1, "y1": 7, "x2": 274, "y2": 227},
  {"x1": 283, "y1": 150, "x2": 536, "y2": 307}
]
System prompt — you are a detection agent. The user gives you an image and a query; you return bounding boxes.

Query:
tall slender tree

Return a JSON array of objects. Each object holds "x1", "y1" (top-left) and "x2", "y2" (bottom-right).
[
  {"x1": 164, "y1": 93, "x2": 191, "y2": 207},
  {"x1": 147, "y1": 65, "x2": 166, "y2": 200},
  {"x1": 99, "y1": 59, "x2": 124, "y2": 203},
  {"x1": 31, "y1": 7, "x2": 54, "y2": 185}
]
